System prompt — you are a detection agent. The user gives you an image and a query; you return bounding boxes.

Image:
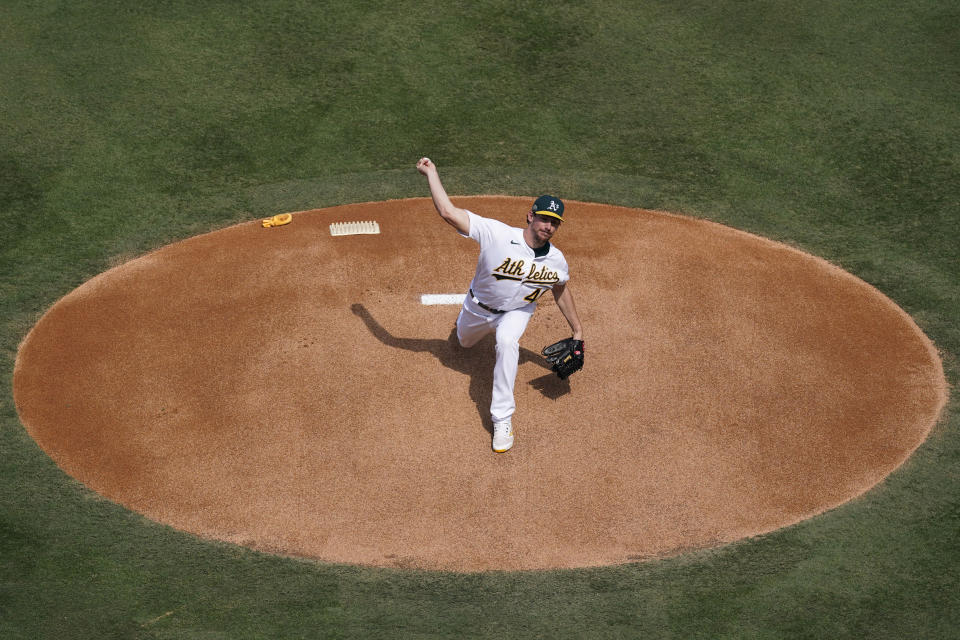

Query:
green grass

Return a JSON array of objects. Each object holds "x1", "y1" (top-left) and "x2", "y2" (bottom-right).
[{"x1": 2, "y1": 0, "x2": 958, "y2": 638}]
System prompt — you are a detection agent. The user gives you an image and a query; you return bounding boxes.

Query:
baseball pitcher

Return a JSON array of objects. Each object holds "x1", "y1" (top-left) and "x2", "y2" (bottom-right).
[{"x1": 416, "y1": 157, "x2": 584, "y2": 452}]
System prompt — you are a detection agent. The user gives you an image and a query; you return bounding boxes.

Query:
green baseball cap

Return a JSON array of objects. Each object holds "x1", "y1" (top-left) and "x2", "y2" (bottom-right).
[{"x1": 532, "y1": 195, "x2": 565, "y2": 221}]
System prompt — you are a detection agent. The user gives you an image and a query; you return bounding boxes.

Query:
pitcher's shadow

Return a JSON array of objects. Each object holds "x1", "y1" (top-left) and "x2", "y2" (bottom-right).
[{"x1": 351, "y1": 303, "x2": 569, "y2": 433}]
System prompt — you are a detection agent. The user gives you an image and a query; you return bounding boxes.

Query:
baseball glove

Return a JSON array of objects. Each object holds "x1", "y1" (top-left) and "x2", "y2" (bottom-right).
[{"x1": 542, "y1": 338, "x2": 584, "y2": 380}]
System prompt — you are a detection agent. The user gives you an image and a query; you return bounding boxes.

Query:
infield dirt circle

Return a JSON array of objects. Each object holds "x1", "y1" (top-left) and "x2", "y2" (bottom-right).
[{"x1": 14, "y1": 197, "x2": 947, "y2": 571}]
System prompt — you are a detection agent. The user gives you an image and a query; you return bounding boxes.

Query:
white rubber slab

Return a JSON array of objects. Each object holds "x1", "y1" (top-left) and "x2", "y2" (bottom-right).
[{"x1": 420, "y1": 294, "x2": 466, "y2": 306}]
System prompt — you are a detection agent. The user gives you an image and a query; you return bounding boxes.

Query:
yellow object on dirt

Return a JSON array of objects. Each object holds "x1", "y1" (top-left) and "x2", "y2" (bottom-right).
[{"x1": 262, "y1": 213, "x2": 293, "y2": 228}]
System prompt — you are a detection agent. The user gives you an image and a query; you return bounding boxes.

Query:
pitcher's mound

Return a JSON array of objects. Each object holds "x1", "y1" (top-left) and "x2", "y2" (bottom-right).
[{"x1": 13, "y1": 197, "x2": 947, "y2": 571}]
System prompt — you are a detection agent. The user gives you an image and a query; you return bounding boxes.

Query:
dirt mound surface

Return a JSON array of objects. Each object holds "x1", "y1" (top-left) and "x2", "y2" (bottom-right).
[{"x1": 14, "y1": 197, "x2": 947, "y2": 571}]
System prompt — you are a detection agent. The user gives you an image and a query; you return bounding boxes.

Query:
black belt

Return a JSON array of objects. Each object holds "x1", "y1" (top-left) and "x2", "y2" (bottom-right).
[{"x1": 469, "y1": 289, "x2": 505, "y2": 314}]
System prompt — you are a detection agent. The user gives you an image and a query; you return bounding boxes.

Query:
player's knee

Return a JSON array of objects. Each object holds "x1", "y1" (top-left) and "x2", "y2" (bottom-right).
[
  {"x1": 494, "y1": 335, "x2": 520, "y2": 355},
  {"x1": 457, "y1": 328, "x2": 480, "y2": 348}
]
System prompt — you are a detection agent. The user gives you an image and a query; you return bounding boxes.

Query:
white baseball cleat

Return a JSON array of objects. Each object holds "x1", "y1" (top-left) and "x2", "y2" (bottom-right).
[{"x1": 492, "y1": 420, "x2": 514, "y2": 453}]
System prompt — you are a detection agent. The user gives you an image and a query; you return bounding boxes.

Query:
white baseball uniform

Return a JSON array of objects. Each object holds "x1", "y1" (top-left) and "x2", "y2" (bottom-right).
[{"x1": 456, "y1": 210, "x2": 570, "y2": 423}]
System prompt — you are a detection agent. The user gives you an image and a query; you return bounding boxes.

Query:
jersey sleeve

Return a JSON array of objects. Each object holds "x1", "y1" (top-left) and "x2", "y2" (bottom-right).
[
  {"x1": 553, "y1": 249, "x2": 571, "y2": 286},
  {"x1": 459, "y1": 210, "x2": 479, "y2": 239},
  {"x1": 463, "y1": 211, "x2": 507, "y2": 246}
]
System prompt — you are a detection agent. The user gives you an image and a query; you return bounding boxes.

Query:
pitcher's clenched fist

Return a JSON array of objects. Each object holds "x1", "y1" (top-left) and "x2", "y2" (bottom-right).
[{"x1": 416, "y1": 156, "x2": 435, "y2": 176}]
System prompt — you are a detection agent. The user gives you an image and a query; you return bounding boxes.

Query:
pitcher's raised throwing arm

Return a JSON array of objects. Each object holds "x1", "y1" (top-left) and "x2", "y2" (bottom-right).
[{"x1": 416, "y1": 157, "x2": 470, "y2": 235}]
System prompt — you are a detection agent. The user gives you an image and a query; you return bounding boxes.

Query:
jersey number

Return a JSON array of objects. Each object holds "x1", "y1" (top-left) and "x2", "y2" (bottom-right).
[{"x1": 524, "y1": 288, "x2": 547, "y2": 304}]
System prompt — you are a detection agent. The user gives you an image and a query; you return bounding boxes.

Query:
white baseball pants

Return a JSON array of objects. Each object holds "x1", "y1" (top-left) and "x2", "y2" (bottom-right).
[{"x1": 456, "y1": 300, "x2": 534, "y2": 423}]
